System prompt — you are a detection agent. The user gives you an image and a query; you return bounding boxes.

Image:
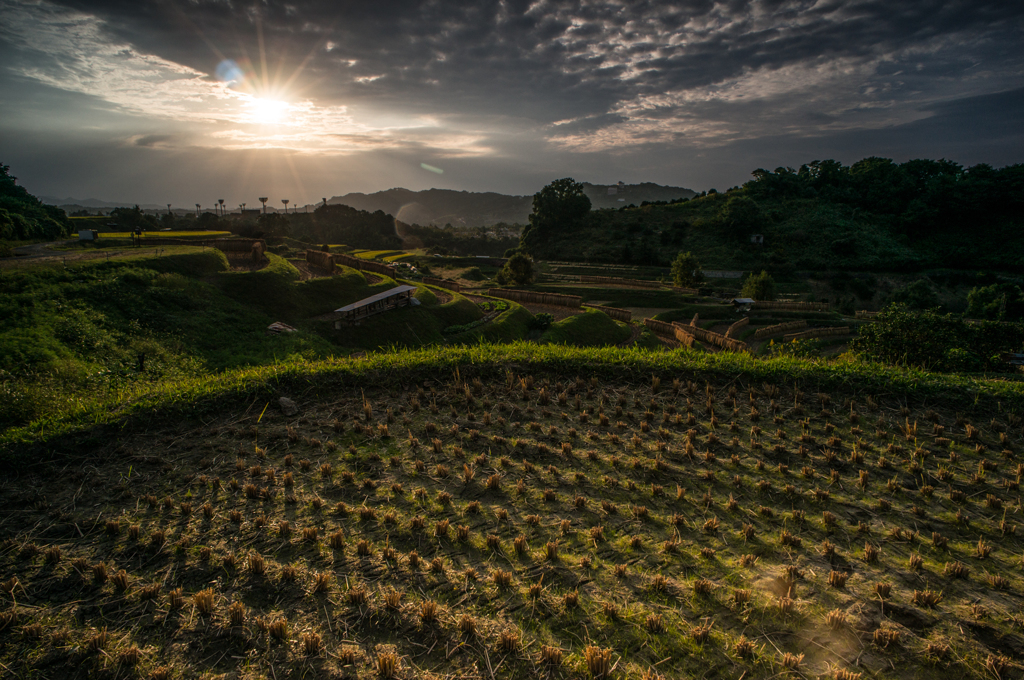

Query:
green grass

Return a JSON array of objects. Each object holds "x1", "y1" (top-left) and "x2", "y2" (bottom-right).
[
  {"x1": 0, "y1": 252, "x2": 497, "y2": 432},
  {"x1": 3, "y1": 341, "x2": 1022, "y2": 451},
  {"x1": 351, "y1": 249, "x2": 406, "y2": 260},
  {"x1": 540, "y1": 309, "x2": 632, "y2": 346}
]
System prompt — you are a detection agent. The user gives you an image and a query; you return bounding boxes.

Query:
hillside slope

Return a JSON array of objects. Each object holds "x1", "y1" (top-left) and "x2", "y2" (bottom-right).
[
  {"x1": 521, "y1": 158, "x2": 1024, "y2": 273},
  {"x1": 324, "y1": 182, "x2": 695, "y2": 227}
]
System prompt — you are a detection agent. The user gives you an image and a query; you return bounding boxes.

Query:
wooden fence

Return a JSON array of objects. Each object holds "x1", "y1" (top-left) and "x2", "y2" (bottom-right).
[
  {"x1": 423, "y1": 277, "x2": 462, "y2": 292},
  {"x1": 674, "y1": 326, "x2": 695, "y2": 347},
  {"x1": 725, "y1": 317, "x2": 749, "y2": 338},
  {"x1": 487, "y1": 289, "x2": 582, "y2": 308},
  {"x1": 752, "y1": 320, "x2": 807, "y2": 340},
  {"x1": 582, "y1": 304, "x2": 631, "y2": 322},
  {"x1": 673, "y1": 322, "x2": 748, "y2": 352},
  {"x1": 753, "y1": 300, "x2": 830, "y2": 311},
  {"x1": 305, "y1": 249, "x2": 336, "y2": 271},
  {"x1": 642, "y1": 318, "x2": 677, "y2": 336},
  {"x1": 580, "y1": 275, "x2": 662, "y2": 289},
  {"x1": 333, "y1": 252, "x2": 396, "y2": 277},
  {"x1": 782, "y1": 326, "x2": 851, "y2": 341}
]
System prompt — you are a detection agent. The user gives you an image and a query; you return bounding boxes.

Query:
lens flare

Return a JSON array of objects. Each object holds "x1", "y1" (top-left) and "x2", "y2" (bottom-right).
[
  {"x1": 420, "y1": 163, "x2": 443, "y2": 174},
  {"x1": 216, "y1": 59, "x2": 245, "y2": 87}
]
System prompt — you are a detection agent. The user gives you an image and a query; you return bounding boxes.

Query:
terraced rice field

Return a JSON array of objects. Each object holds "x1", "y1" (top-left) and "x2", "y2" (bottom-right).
[{"x1": 1, "y1": 372, "x2": 1022, "y2": 679}]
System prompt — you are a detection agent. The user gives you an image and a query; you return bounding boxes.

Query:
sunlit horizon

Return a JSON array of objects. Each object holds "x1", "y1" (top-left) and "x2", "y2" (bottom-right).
[{"x1": 0, "y1": 0, "x2": 1021, "y2": 207}]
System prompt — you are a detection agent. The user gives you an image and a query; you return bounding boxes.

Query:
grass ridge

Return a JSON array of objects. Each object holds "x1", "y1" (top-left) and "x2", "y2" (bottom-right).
[{"x1": 3, "y1": 342, "x2": 1022, "y2": 456}]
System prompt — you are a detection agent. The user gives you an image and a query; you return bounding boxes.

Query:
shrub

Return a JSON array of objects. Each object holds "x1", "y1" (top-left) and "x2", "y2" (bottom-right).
[
  {"x1": 529, "y1": 312, "x2": 554, "y2": 330},
  {"x1": 740, "y1": 270, "x2": 776, "y2": 301},
  {"x1": 851, "y1": 304, "x2": 1024, "y2": 372},
  {"x1": 671, "y1": 251, "x2": 705, "y2": 287},
  {"x1": 495, "y1": 252, "x2": 533, "y2": 286}
]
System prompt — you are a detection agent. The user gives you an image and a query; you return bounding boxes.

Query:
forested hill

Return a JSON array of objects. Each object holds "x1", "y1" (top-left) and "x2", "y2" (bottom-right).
[
  {"x1": 520, "y1": 157, "x2": 1024, "y2": 272},
  {"x1": 0, "y1": 163, "x2": 72, "y2": 242},
  {"x1": 324, "y1": 182, "x2": 695, "y2": 227}
]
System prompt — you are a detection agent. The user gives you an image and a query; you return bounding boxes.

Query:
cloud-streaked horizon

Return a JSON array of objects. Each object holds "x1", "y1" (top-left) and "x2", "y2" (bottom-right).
[{"x1": 1, "y1": 0, "x2": 1022, "y2": 209}]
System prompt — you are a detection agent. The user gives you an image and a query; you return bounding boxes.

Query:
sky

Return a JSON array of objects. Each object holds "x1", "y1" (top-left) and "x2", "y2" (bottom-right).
[{"x1": 0, "y1": 0, "x2": 1022, "y2": 209}]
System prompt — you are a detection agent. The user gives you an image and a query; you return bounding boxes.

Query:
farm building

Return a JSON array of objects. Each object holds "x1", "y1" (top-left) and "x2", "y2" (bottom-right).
[
  {"x1": 732, "y1": 297, "x2": 756, "y2": 311},
  {"x1": 333, "y1": 285, "x2": 417, "y2": 327}
]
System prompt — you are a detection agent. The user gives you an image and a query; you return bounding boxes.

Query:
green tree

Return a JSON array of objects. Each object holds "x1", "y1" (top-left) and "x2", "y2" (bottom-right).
[
  {"x1": 0, "y1": 162, "x2": 72, "y2": 240},
  {"x1": 110, "y1": 205, "x2": 157, "y2": 230},
  {"x1": 520, "y1": 178, "x2": 591, "y2": 254},
  {"x1": 671, "y1": 251, "x2": 705, "y2": 287},
  {"x1": 741, "y1": 270, "x2": 776, "y2": 300},
  {"x1": 719, "y1": 195, "x2": 763, "y2": 235},
  {"x1": 496, "y1": 252, "x2": 534, "y2": 286},
  {"x1": 886, "y1": 279, "x2": 940, "y2": 310},
  {"x1": 257, "y1": 213, "x2": 290, "y2": 239},
  {"x1": 966, "y1": 283, "x2": 1024, "y2": 321}
]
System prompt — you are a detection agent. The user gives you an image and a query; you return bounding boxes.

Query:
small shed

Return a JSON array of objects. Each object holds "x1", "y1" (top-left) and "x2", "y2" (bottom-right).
[
  {"x1": 78, "y1": 229, "x2": 98, "y2": 241},
  {"x1": 732, "y1": 298, "x2": 756, "y2": 311},
  {"x1": 334, "y1": 285, "x2": 417, "y2": 326}
]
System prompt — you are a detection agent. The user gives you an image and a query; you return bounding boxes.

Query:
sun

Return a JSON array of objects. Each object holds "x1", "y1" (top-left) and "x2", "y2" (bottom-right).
[{"x1": 247, "y1": 98, "x2": 290, "y2": 125}]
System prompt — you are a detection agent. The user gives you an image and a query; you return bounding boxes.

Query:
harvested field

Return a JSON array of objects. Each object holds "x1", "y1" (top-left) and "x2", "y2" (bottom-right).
[
  {"x1": 521, "y1": 302, "x2": 583, "y2": 321},
  {"x1": 225, "y1": 254, "x2": 269, "y2": 272},
  {"x1": 288, "y1": 259, "x2": 332, "y2": 280},
  {"x1": 0, "y1": 358, "x2": 1022, "y2": 679}
]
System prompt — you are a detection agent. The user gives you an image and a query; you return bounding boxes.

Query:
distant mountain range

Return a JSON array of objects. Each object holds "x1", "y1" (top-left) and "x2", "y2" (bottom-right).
[
  {"x1": 40, "y1": 181, "x2": 697, "y2": 224},
  {"x1": 40, "y1": 197, "x2": 170, "y2": 211},
  {"x1": 318, "y1": 182, "x2": 696, "y2": 226}
]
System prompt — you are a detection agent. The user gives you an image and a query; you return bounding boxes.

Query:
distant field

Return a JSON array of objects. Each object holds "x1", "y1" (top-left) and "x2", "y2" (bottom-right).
[
  {"x1": 350, "y1": 249, "x2": 406, "y2": 260},
  {"x1": 98, "y1": 231, "x2": 231, "y2": 239}
]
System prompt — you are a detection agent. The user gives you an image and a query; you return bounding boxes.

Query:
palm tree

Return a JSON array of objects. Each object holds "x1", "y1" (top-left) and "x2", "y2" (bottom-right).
[
  {"x1": 259, "y1": 197, "x2": 268, "y2": 214},
  {"x1": 322, "y1": 197, "x2": 327, "y2": 207},
  {"x1": 218, "y1": 199, "x2": 225, "y2": 216},
  {"x1": 167, "y1": 204, "x2": 172, "y2": 215},
  {"x1": 195, "y1": 203, "x2": 201, "y2": 217},
  {"x1": 282, "y1": 199, "x2": 289, "y2": 214}
]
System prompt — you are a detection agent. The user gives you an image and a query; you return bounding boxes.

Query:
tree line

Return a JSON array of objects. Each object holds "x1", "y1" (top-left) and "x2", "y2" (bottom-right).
[{"x1": 0, "y1": 164, "x2": 73, "y2": 243}]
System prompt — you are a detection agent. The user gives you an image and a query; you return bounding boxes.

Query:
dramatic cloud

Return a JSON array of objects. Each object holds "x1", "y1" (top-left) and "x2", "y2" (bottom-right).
[{"x1": 0, "y1": 0, "x2": 1021, "y2": 206}]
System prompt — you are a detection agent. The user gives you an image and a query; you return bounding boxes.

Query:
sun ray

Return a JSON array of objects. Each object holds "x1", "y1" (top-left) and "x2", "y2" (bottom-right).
[
  {"x1": 256, "y1": 10, "x2": 269, "y2": 94},
  {"x1": 283, "y1": 151, "x2": 309, "y2": 208}
]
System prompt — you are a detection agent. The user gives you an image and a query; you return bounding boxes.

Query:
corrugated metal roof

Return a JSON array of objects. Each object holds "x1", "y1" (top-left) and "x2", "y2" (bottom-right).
[{"x1": 335, "y1": 285, "x2": 417, "y2": 313}]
